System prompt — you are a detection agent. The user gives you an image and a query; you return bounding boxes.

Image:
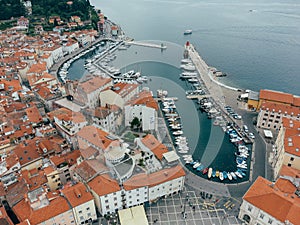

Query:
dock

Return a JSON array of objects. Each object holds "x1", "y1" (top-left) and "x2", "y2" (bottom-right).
[
  {"x1": 125, "y1": 41, "x2": 167, "y2": 49},
  {"x1": 186, "y1": 94, "x2": 210, "y2": 100}
]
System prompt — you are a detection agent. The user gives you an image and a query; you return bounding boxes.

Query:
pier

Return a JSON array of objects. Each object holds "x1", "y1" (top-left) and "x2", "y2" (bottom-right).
[
  {"x1": 186, "y1": 94, "x2": 211, "y2": 100},
  {"x1": 125, "y1": 41, "x2": 167, "y2": 49}
]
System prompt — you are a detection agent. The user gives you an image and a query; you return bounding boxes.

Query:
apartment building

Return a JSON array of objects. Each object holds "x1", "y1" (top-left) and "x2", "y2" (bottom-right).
[
  {"x1": 271, "y1": 118, "x2": 300, "y2": 178},
  {"x1": 239, "y1": 176, "x2": 300, "y2": 225}
]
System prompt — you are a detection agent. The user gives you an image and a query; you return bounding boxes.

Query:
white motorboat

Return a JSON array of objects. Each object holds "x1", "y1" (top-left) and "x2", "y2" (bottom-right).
[
  {"x1": 193, "y1": 162, "x2": 201, "y2": 169},
  {"x1": 219, "y1": 172, "x2": 224, "y2": 181},
  {"x1": 181, "y1": 58, "x2": 192, "y2": 64},
  {"x1": 180, "y1": 64, "x2": 196, "y2": 71},
  {"x1": 227, "y1": 172, "x2": 232, "y2": 180},
  {"x1": 230, "y1": 172, "x2": 237, "y2": 180},
  {"x1": 184, "y1": 29, "x2": 192, "y2": 35},
  {"x1": 208, "y1": 168, "x2": 213, "y2": 179},
  {"x1": 173, "y1": 130, "x2": 183, "y2": 136},
  {"x1": 235, "y1": 171, "x2": 243, "y2": 178}
]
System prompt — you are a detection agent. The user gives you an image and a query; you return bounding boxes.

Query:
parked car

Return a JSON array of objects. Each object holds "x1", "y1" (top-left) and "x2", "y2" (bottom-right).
[{"x1": 249, "y1": 133, "x2": 255, "y2": 139}]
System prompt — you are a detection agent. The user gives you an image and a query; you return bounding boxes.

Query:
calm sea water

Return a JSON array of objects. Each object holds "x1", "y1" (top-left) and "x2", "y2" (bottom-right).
[{"x1": 91, "y1": 0, "x2": 300, "y2": 95}]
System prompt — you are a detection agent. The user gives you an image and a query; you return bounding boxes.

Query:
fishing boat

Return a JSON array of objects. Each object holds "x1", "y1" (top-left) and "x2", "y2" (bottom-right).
[
  {"x1": 219, "y1": 171, "x2": 224, "y2": 181},
  {"x1": 227, "y1": 172, "x2": 232, "y2": 180},
  {"x1": 203, "y1": 168, "x2": 209, "y2": 175},
  {"x1": 208, "y1": 168, "x2": 212, "y2": 178},
  {"x1": 212, "y1": 170, "x2": 216, "y2": 178},
  {"x1": 235, "y1": 171, "x2": 243, "y2": 178},
  {"x1": 230, "y1": 172, "x2": 237, "y2": 180},
  {"x1": 197, "y1": 165, "x2": 204, "y2": 171},
  {"x1": 237, "y1": 169, "x2": 246, "y2": 177},
  {"x1": 184, "y1": 29, "x2": 192, "y2": 35}
]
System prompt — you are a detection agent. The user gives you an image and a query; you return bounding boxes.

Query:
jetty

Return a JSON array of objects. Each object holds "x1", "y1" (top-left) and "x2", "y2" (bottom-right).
[
  {"x1": 125, "y1": 41, "x2": 167, "y2": 49},
  {"x1": 186, "y1": 44, "x2": 238, "y2": 105}
]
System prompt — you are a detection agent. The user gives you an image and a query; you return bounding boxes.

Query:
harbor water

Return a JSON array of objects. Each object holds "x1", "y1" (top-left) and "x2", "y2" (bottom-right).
[
  {"x1": 91, "y1": 0, "x2": 300, "y2": 95},
  {"x1": 67, "y1": 41, "x2": 250, "y2": 182}
]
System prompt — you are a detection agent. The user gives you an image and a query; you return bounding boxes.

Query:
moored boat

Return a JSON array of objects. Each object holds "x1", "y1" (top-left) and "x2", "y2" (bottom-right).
[
  {"x1": 219, "y1": 171, "x2": 224, "y2": 181},
  {"x1": 231, "y1": 172, "x2": 237, "y2": 180},
  {"x1": 193, "y1": 162, "x2": 201, "y2": 169},
  {"x1": 216, "y1": 171, "x2": 220, "y2": 178},
  {"x1": 208, "y1": 168, "x2": 212, "y2": 178},
  {"x1": 203, "y1": 168, "x2": 209, "y2": 175},
  {"x1": 235, "y1": 171, "x2": 243, "y2": 178},
  {"x1": 227, "y1": 172, "x2": 232, "y2": 180}
]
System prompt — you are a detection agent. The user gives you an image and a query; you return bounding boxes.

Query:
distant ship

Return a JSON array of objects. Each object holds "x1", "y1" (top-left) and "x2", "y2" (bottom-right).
[{"x1": 184, "y1": 29, "x2": 192, "y2": 35}]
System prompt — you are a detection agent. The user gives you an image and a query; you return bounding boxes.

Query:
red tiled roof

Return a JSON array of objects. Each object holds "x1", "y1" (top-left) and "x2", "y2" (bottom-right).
[
  {"x1": 260, "y1": 90, "x2": 294, "y2": 104},
  {"x1": 13, "y1": 195, "x2": 71, "y2": 224},
  {"x1": 61, "y1": 182, "x2": 94, "y2": 208},
  {"x1": 123, "y1": 165, "x2": 185, "y2": 191},
  {"x1": 243, "y1": 176, "x2": 300, "y2": 224},
  {"x1": 141, "y1": 134, "x2": 169, "y2": 160},
  {"x1": 77, "y1": 126, "x2": 119, "y2": 150},
  {"x1": 88, "y1": 174, "x2": 121, "y2": 196},
  {"x1": 127, "y1": 90, "x2": 158, "y2": 110},
  {"x1": 260, "y1": 102, "x2": 300, "y2": 116},
  {"x1": 78, "y1": 76, "x2": 112, "y2": 94},
  {"x1": 279, "y1": 165, "x2": 300, "y2": 178}
]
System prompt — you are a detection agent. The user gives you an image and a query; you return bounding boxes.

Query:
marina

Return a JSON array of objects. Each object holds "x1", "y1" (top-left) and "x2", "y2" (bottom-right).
[{"x1": 65, "y1": 38, "x2": 253, "y2": 184}]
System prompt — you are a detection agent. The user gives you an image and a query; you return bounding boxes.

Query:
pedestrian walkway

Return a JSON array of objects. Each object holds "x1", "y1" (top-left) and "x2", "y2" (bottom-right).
[{"x1": 145, "y1": 190, "x2": 241, "y2": 225}]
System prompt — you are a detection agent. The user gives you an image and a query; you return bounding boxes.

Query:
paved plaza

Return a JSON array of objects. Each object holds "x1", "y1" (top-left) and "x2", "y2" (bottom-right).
[{"x1": 145, "y1": 190, "x2": 241, "y2": 225}]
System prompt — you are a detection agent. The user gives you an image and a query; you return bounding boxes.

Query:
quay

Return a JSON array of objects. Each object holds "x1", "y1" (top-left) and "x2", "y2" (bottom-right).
[{"x1": 125, "y1": 41, "x2": 167, "y2": 49}]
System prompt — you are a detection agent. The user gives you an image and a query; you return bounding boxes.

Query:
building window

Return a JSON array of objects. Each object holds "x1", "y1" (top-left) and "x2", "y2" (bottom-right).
[
  {"x1": 114, "y1": 197, "x2": 117, "y2": 201},
  {"x1": 268, "y1": 219, "x2": 273, "y2": 224},
  {"x1": 290, "y1": 157, "x2": 294, "y2": 161},
  {"x1": 247, "y1": 206, "x2": 252, "y2": 212},
  {"x1": 259, "y1": 214, "x2": 264, "y2": 219},
  {"x1": 288, "y1": 163, "x2": 291, "y2": 167},
  {"x1": 86, "y1": 207, "x2": 90, "y2": 211},
  {"x1": 105, "y1": 200, "x2": 108, "y2": 203}
]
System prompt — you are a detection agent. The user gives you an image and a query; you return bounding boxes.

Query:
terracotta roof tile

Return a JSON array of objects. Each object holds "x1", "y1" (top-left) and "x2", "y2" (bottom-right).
[
  {"x1": 61, "y1": 182, "x2": 94, "y2": 208},
  {"x1": 25, "y1": 105, "x2": 43, "y2": 124},
  {"x1": 88, "y1": 174, "x2": 121, "y2": 196},
  {"x1": 261, "y1": 102, "x2": 300, "y2": 116},
  {"x1": 74, "y1": 159, "x2": 108, "y2": 182},
  {"x1": 77, "y1": 126, "x2": 119, "y2": 150},
  {"x1": 279, "y1": 165, "x2": 300, "y2": 178},
  {"x1": 243, "y1": 176, "x2": 300, "y2": 224},
  {"x1": 141, "y1": 134, "x2": 169, "y2": 160},
  {"x1": 21, "y1": 169, "x2": 47, "y2": 191},
  {"x1": 127, "y1": 90, "x2": 158, "y2": 110},
  {"x1": 78, "y1": 76, "x2": 112, "y2": 94},
  {"x1": 123, "y1": 165, "x2": 185, "y2": 191},
  {"x1": 14, "y1": 141, "x2": 42, "y2": 166},
  {"x1": 260, "y1": 89, "x2": 294, "y2": 104},
  {"x1": 13, "y1": 195, "x2": 71, "y2": 224}
]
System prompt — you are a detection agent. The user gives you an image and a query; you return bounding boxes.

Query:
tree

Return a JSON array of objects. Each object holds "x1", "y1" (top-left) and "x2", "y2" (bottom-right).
[{"x1": 130, "y1": 117, "x2": 141, "y2": 130}]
